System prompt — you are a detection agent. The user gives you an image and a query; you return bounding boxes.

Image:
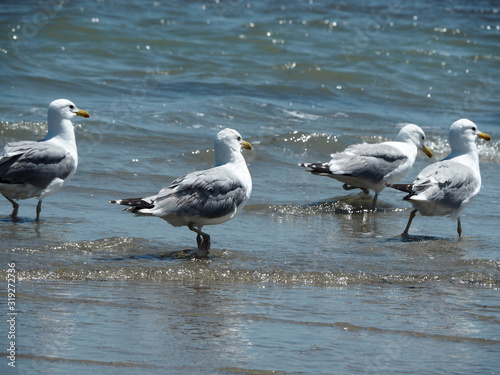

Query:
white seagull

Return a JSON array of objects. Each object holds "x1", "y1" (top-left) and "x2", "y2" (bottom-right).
[
  {"x1": 0, "y1": 99, "x2": 90, "y2": 220},
  {"x1": 387, "y1": 119, "x2": 491, "y2": 238},
  {"x1": 111, "y1": 128, "x2": 253, "y2": 258},
  {"x1": 300, "y1": 124, "x2": 433, "y2": 210}
]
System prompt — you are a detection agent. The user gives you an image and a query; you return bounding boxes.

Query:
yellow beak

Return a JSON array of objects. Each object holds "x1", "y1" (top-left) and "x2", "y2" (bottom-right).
[
  {"x1": 422, "y1": 145, "x2": 433, "y2": 158},
  {"x1": 477, "y1": 132, "x2": 491, "y2": 141},
  {"x1": 76, "y1": 109, "x2": 90, "y2": 118},
  {"x1": 241, "y1": 140, "x2": 253, "y2": 151}
]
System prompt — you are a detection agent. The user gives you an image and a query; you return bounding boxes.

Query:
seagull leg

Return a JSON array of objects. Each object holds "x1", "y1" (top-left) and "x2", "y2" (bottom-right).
[
  {"x1": 457, "y1": 218, "x2": 462, "y2": 238},
  {"x1": 342, "y1": 184, "x2": 374, "y2": 210},
  {"x1": 36, "y1": 200, "x2": 42, "y2": 221},
  {"x1": 188, "y1": 223, "x2": 211, "y2": 257},
  {"x1": 196, "y1": 233, "x2": 203, "y2": 248},
  {"x1": 371, "y1": 192, "x2": 379, "y2": 212},
  {"x1": 343, "y1": 184, "x2": 369, "y2": 195},
  {"x1": 342, "y1": 184, "x2": 356, "y2": 191},
  {"x1": 3, "y1": 195, "x2": 19, "y2": 219},
  {"x1": 402, "y1": 209, "x2": 417, "y2": 237},
  {"x1": 199, "y1": 234, "x2": 211, "y2": 252}
]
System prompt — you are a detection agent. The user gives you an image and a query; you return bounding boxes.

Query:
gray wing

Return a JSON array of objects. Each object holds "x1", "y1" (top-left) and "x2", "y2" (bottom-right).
[
  {"x1": 2, "y1": 141, "x2": 36, "y2": 156},
  {"x1": 412, "y1": 160, "x2": 479, "y2": 208},
  {"x1": 0, "y1": 141, "x2": 76, "y2": 188},
  {"x1": 154, "y1": 167, "x2": 247, "y2": 219},
  {"x1": 329, "y1": 143, "x2": 408, "y2": 182}
]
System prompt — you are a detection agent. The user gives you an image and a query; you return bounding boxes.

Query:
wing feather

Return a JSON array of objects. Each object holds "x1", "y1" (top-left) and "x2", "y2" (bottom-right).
[
  {"x1": 0, "y1": 141, "x2": 75, "y2": 188},
  {"x1": 154, "y1": 167, "x2": 247, "y2": 219},
  {"x1": 329, "y1": 144, "x2": 408, "y2": 182},
  {"x1": 412, "y1": 161, "x2": 479, "y2": 208}
]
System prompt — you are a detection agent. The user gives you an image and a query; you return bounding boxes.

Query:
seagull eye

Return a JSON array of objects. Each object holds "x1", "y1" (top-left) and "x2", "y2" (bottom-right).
[
  {"x1": 472, "y1": 127, "x2": 476, "y2": 131},
  {"x1": 237, "y1": 136, "x2": 242, "y2": 141},
  {"x1": 69, "y1": 105, "x2": 75, "y2": 110}
]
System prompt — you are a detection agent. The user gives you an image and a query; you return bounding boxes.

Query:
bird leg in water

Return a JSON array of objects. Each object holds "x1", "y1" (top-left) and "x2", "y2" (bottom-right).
[
  {"x1": 342, "y1": 184, "x2": 376, "y2": 210},
  {"x1": 36, "y1": 200, "x2": 42, "y2": 222},
  {"x1": 402, "y1": 209, "x2": 418, "y2": 237},
  {"x1": 3, "y1": 195, "x2": 19, "y2": 219},
  {"x1": 188, "y1": 223, "x2": 211, "y2": 256},
  {"x1": 457, "y1": 218, "x2": 462, "y2": 238},
  {"x1": 342, "y1": 184, "x2": 369, "y2": 195},
  {"x1": 371, "y1": 193, "x2": 379, "y2": 212}
]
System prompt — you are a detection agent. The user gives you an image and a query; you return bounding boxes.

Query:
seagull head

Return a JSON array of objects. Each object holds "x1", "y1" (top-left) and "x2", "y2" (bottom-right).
[
  {"x1": 449, "y1": 119, "x2": 491, "y2": 153},
  {"x1": 45, "y1": 99, "x2": 90, "y2": 140},
  {"x1": 48, "y1": 99, "x2": 90, "y2": 122},
  {"x1": 397, "y1": 124, "x2": 433, "y2": 158},
  {"x1": 214, "y1": 128, "x2": 252, "y2": 166}
]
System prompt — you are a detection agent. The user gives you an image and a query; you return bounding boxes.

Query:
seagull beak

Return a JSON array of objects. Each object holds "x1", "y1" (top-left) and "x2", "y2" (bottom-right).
[
  {"x1": 75, "y1": 109, "x2": 90, "y2": 118},
  {"x1": 241, "y1": 140, "x2": 253, "y2": 151},
  {"x1": 477, "y1": 132, "x2": 491, "y2": 141},
  {"x1": 422, "y1": 145, "x2": 433, "y2": 158}
]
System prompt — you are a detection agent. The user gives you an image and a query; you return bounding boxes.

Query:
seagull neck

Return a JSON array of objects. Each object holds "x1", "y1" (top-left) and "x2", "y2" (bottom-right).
[
  {"x1": 44, "y1": 119, "x2": 76, "y2": 144},
  {"x1": 447, "y1": 149, "x2": 480, "y2": 169},
  {"x1": 214, "y1": 148, "x2": 244, "y2": 166}
]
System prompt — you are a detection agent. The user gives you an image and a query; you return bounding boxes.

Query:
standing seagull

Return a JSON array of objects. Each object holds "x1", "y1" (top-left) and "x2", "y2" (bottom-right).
[
  {"x1": 387, "y1": 119, "x2": 491, "y2": 238},
  {"x1": 111, "y1": 128, "x2": 253, "y2": 258},
  {"x1": 300, "y1": 124, "x2": 433, "y2": 210},
  {"x1": 0, "y1": 99, "x2": 90, "y2": 220}
]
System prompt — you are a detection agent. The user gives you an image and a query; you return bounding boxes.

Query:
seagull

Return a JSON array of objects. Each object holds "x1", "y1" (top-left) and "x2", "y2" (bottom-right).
[
  {"x1": 300, "y1": 124, "x2": 433, "y2": 210},
  {"x1": 0, "y1": 99, "x2": 90, "y2": 221},
  {"x1": 387, "y1": 119, "x2": 491, "y2": 238},
  {"x1": 111, "y1": 128, "x2": 253, "y2": 258}
]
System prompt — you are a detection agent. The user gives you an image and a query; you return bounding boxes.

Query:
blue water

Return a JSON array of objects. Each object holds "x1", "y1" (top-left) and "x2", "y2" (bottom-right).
[{"x1": 1, "y1": 1, "x2": 499, "y2": 374}]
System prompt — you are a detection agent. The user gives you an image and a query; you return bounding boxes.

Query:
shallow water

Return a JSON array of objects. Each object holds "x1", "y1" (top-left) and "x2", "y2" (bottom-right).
[{"x1": 1, "y1": 0, "x2": 499, "y2": 374}]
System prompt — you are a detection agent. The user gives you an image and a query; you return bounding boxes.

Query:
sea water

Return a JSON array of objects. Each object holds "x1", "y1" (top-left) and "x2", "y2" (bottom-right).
[{"x1": 0, "y1": 1, "x2": 499, "y2": 374}]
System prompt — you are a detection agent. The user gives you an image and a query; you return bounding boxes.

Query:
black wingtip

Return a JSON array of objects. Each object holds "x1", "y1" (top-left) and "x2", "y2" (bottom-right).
[
  {"x1": 110, "y1": 198, "x2": 154, "y2": 210},
  {"x1": 385, "y1": 183, "x2": 414, "y2": 194},
  {"x1": 299, "y1": 162, "x2": 331, "y2": 174}
]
